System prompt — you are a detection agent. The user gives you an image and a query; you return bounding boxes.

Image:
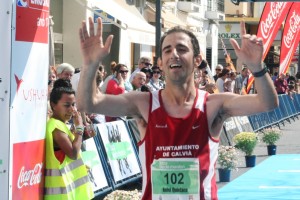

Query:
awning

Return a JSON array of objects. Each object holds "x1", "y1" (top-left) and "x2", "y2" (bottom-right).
[
  {"x1": 88, "y1": 0, "x2": 155, "y2": 46},
  {"x1": 144, "y1": 3, "x2": 186, "y2": 29},
  {"x1": 162, "y1": 11, "x2": 186, "y2": 29}
]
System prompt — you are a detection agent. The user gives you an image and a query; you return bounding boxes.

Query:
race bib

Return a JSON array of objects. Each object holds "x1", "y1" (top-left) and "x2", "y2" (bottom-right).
[{"x1": 151, "y1": 158, "x2": 200, "y2": 200}]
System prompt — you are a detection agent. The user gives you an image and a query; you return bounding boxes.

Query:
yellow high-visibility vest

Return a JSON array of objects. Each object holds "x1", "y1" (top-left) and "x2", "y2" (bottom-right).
[{"x1": 44, "y1": 118, "x2": 94, "y2": 200}]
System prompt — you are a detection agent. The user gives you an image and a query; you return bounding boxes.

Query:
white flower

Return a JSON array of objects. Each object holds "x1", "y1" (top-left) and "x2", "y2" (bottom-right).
[{"x1": 218, "y1": 145, "x2": 239, "y2": 170}]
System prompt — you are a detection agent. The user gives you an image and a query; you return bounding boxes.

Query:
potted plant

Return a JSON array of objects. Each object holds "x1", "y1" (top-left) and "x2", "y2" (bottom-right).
[
  {"x1": 261, "y1": 128, "x2": 282, "y2": 155},
  {"x1": 104, "y1": 189, "x2": 141, "y2": 199},
  {"x1": 217, "y1": 145, "x2": 239, "y2": 182},
  {"x1": 233, "y1": 132, "x2": 258, "y2": 167}
]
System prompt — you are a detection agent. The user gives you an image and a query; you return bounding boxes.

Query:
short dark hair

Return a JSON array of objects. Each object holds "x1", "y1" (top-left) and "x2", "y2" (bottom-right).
[
  {"x1": 159, "y1": 26, "x2": 200, "y2": 58},
  {"x1": 115, "y1": 64, "x2": 127, "y2": 73}
]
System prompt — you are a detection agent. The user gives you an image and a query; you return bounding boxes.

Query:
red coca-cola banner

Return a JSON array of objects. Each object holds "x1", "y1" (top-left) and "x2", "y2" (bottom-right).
[
  {"x1": 279, "y1": 2, "x2": 300, "y2": 75},
  {"x1": 257, "y1": 2, "x2": 293, "y2": 60},
  {"x1": 12, "y1": 140, "x2": 45, "y2": 200},
  {"x1": 246, "y1": 2, "x2": 293, "y2": 93}
]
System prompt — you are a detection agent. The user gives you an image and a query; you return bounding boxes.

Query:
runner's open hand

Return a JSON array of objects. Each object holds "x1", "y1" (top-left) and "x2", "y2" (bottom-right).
[
  {"x1": 79, "y1": 17, "x2": 113, "y2": 67},
  {"x1": 230, "y1": 21, "x2": 264, "y2": 72}
]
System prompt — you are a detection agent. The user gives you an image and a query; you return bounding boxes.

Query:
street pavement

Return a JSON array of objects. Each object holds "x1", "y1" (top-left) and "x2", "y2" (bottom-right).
[{"x1": 217, "y1": 116, "x2": 300, "y2": 189}]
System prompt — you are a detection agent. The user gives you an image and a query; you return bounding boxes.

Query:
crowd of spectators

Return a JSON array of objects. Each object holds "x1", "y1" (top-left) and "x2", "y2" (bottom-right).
[
  {"x1": 48, "y1": 58, "x2": 299, "y2": 125},
  {"x1": 47, "y1": 56, "x2": 166, "y2": 124},
  {"x1": 194, "y1": 59, "x2": 300, "y2": 99}
]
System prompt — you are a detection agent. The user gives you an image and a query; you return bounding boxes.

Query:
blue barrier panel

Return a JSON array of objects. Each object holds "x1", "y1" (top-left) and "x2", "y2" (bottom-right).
[
  {"x1": 284, "y1": 94, "x2": 299, "y2": 118},
  {"x1": 292, "y1": 93, "x2": 300, "y2": 113},
  {"x1": 282, "y1": 95, "x2": 296, "y2": 119},
  {"x1": 267, "y1": 109, "x2": 281, "y2": 128},
  {"x1": 259, "y1": 112, "x2": 271, "y2": 129},
  {"x1": 248, "y1": 114, "x2": 260, "y2": 132},
  {"x1": 278, "y1": 95, "x2": 291, "y2": 123}
]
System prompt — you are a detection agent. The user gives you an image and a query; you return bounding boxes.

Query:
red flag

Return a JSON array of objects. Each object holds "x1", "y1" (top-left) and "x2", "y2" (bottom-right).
[
  {"x1": 246, "y1": 2, "x2": 293, "y2": 93},
  {"x1": 279, "y1": 3, "x2": 300, "y2": 75}
]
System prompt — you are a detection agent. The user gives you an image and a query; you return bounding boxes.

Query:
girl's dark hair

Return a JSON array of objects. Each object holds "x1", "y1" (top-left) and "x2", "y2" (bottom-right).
[{"x1": 50, "y1": 79, "x2": 75, "y2": 104}]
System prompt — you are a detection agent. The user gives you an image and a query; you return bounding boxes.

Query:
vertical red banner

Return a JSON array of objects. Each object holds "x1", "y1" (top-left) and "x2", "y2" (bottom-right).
[
  {"x1": 279, "y1": 3, "x2": 300, "y2": 75},
  {"x1": 246, "y1": 2, "x2": 293, "y2": 93},
  {"x1": 257, "y1": 2, "x2": 293, "y2": 61},
  {"x1": 12, "y1": 140, "x2": 45, "y2": 200},
  {"x1": 16, "y1": 0, "x2": 49, "y2": 43}
]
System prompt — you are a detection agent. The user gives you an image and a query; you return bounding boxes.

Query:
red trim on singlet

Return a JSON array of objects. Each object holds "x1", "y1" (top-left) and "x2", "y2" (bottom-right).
[{"x1": 139, "y1": 89, "x2": 219, "y2": 200}]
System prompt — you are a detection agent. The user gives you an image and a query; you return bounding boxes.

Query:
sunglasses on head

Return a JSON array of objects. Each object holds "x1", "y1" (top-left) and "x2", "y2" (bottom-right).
[
  {"x1": 119, "y1": 70, "x2": 129, "y2": 74},
  {"x1": 144, "y1": 62, "x2": 152, "y2": 67},
  {"x1": 153, "y1": 71, "x2": 160, "y2": 74}
]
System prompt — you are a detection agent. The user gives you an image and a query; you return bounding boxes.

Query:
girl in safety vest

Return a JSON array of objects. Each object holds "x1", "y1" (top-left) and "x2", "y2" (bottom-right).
[{"x1": 45, "y1": 79, "x2": 93, "y2": 200}]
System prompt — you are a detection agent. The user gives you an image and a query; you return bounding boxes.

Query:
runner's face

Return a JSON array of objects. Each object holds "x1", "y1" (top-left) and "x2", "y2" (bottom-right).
[{"x1": 160, "y1": 32, "x2": 199, "y2": 84}]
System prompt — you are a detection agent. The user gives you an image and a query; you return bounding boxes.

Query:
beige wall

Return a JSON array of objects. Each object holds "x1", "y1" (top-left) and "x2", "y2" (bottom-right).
[
  {"x1": 224, "y1": 1, "x2": 251, "y2": 17},
  {"x1": 63, "y1": 0, "x2": 86, "y2": 68}
]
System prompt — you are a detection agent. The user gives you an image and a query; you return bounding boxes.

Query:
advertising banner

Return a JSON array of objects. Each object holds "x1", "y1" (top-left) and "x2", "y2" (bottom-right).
[
  {"x1": 97, "y1": 121, "x2": 141, "y2": 184},
  {"x1": 81, "y1": 138, "x2": 110, "y2": 192},
  {"x1": 257, "y1": 2, "x2": 293, "y2": 61},
  {"x1": 246, "y1": 2, "x2": 293, "y2": 93},
  {"x1": 279, "y1": 3, "x2": 300, "y2": 75},
  {"x1": 10, "y1": 0, "x2": 50, "y2": 199},
  {"x1": 12, "y1": 140, "x2": 44, "y2": 200}
]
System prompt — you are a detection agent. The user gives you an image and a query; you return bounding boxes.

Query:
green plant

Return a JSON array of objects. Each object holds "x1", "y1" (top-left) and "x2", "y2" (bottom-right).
[
  {"x1": 261, "y1": 128, "x2": 282, "y2": 145},
  {"x1": 233, "y1": 132, "x2": 258, "y2": 156},
  {"x1": 218, "y1": 145, "x2": 239, "y2": 170}
]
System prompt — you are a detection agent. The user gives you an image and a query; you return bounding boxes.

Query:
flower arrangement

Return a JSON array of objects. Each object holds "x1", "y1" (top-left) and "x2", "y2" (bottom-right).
[
  {"x1": 218, "y1": 145, "x2": 239, "y2": 170},
  {"x1": 233, "y1": 132, "x2": 258, "y2": 156},
  {"x1": 261, "y1": 128, "x2": 282, "y2": 146},
  {"x1": 104, "y1": 189, "x2": 141, "y2": 200}
]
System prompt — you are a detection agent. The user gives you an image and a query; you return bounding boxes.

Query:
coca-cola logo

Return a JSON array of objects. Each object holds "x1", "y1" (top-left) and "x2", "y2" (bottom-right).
[
  {"x1": 260, "y1": 2, "x2": 285, "y2": 39},
  {"x1": 283, "y1": 11, "x2": 300, "y2": 48},
  {"x1": 17, "y1": 163, "x2": 43, "y2": 188}
]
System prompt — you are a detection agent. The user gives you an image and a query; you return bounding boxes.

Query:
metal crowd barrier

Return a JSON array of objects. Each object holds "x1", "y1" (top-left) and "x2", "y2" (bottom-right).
[
  {"x1": 85, "y1": 94, "x2": 300, "y2": 198},
  {"x1": 221, "y1": 94, "x2": 300, "y2": 145}
]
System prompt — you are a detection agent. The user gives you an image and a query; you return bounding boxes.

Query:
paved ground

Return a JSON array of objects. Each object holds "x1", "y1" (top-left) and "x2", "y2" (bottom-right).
[{"x1": 217, "y1": 117, "x2": 300, "y2": 189}]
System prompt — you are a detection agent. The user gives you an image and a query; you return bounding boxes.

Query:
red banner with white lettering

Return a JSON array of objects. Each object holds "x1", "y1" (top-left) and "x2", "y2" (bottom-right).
[
  {"x1": 12, "y1": 140, "x2": 45, "y2": 200},
  {"x1": 246, "y1": 2, "x2": 293, "y2": 93},
  {"x1": 279, "y1": 2, "x2": 300, "y2": 75}
]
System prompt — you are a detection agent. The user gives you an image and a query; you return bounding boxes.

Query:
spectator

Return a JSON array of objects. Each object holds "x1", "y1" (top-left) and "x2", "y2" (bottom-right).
[
  {"x1": 77, "y1": 18, "x2": 278, "y2": 200},
  {"x1": 47, "y1": 66, "x2": 57, "y2": 119},
  {"x1": 106, "y1": 64, "x2": 132, "y2": 122},
  {"x1": 196, "y1": 60, "x2": 217, "y2": 93},
  {"x1": 147, "y1": 66, "x2": 165, "y2": 91},
  {"x1": 56, "y1": 63, "x2": 75, "y2": 80},
  {"x1": 96, "y1": 64, "x2": 106, "y2": 89},
  {"x1": 271, "y1": 71, "x2": 278, "y2": 83},
  {"x1": 131, "y1": 71, "x2": 147, "y2": 91},
  {"x1": 100, "y1": 61, "x2": 117, "y2": 93},
  {"x1": 234, "y1": 65, "x2": 250, "y2": 94},
  {"x1": 216, "y1": 68, "x2": 230, "y2": 93},
  {"x1": 141, "y1": 67, "x2": 153, "y2": 85},
  {"x1": 130, "y1": 56, "x2": 152, "y2": 82},
  {"x1": 44, "y1": 79, "x2": 93, "y2": 199},
  {"x1": 274, "y1": 73, "x2": 288, "y2": 94},
  {"x1": 213, "y1": 64, "x2": 223, "y2": 82},
  {"x1": 106, "y1": 64, "x2": 131, "y2": 95}
]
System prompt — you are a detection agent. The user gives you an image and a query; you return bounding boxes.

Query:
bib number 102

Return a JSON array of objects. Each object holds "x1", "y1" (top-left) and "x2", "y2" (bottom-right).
[{"x1": 164, "y1": 172, "x2": 184, "y2": 185}]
